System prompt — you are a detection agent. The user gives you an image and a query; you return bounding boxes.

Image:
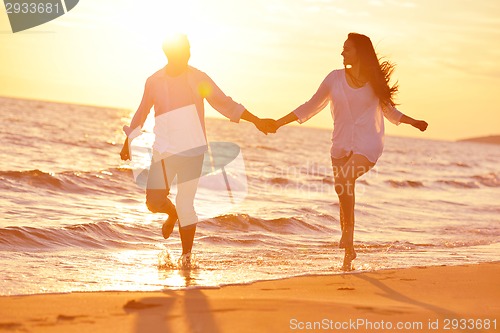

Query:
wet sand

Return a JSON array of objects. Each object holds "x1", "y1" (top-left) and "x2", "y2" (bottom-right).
[{"x1": 1, "y1": 262, "x2": 498, "y2": 333}]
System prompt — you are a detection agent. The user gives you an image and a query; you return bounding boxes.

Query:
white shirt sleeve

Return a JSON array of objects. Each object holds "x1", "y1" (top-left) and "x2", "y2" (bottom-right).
[
  {"x1": 293, "y1": 73, "x2": 333, "y2": 124},
  {"x1": 381, "y1": 103, "x2": 403, "y2": 125},
  {"x1": 200, "y1": 74, "x2": 245, "y2": 123}
]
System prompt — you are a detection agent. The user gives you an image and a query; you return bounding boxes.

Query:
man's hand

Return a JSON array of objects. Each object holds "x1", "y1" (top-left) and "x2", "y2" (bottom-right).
[
  {"x1": 240, "y1": 110, "x2": 279, "y2": 135},
  {"x1": 255, "y1": 118, "x2": 278, "y2": 135},
  {"x1": 120, "y1": 138, "x2": 131, "y2": 161}
]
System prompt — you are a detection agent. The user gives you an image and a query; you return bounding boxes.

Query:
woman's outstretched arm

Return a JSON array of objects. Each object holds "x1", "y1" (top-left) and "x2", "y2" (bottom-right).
[
  {"x1": 273, "y1": 72, "x2": 333, "y2": 132},
  {"x1": 382, "y1": 103, "x2": 428, "y2": 132}
]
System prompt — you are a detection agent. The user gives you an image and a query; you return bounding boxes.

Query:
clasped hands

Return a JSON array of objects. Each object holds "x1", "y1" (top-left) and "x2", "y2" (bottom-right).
[{"x1": 254, "y1": 118, "x2": 281, "y2": 135}]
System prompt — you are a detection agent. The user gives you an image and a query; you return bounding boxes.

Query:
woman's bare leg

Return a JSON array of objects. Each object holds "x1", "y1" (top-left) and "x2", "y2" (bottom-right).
[
  {"x1": 335, "y1": 154, "x2": 374, "y2": 270},
  {"x1": 339, "y1": 205, "x2": 346, "y2": 247},
  {"x1": 331, "y1": 154, "x2": 351, "y2": 248}
]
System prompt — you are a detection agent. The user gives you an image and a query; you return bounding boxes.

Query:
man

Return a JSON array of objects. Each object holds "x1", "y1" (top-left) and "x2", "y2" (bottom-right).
[{"x1": 120, "y1": 34, "x2": 274, "y2": 263}]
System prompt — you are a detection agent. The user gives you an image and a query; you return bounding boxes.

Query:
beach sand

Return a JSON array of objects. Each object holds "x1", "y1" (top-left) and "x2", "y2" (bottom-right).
[{"x1": 1, "y1": 262, "x2": 498, "y2": 333}]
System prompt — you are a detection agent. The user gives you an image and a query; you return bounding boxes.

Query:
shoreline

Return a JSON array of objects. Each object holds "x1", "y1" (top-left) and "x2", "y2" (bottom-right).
[
  {"x1": 1, "y1": 262, "x2": 498, "y2": 333},
  {"x1": 4, "y1": 260, "x2": 498, "y2": 298}
]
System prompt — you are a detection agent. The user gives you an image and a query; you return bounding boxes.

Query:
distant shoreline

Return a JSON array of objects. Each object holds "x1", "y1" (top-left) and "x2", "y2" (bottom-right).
[{"x1": 458, "y1": 135, "x2": 500, "y2": 145}]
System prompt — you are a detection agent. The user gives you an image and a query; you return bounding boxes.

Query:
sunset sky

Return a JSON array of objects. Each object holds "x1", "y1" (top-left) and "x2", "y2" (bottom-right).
[{"x1": 1, "y1": 0, "x2": 499, "y2": 141}]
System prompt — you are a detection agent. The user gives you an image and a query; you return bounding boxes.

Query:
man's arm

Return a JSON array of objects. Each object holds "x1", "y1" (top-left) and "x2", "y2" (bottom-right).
[
  {"x1": 120, "y1": 80, "x2": 154, "y2": 161},
  {"x1": 197, "y1": 72, "x2": 276, "y2": 134}
]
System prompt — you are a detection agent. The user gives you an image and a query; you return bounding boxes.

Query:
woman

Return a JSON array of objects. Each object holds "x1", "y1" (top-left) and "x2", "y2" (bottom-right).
[{"x1": 274, "y1": 33, "x2": 428, "y2": 270}]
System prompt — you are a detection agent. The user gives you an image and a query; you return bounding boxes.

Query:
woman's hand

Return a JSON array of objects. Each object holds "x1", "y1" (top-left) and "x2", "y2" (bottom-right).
[
  {"x1": 412, "y1": 120, "x2": 428, "y2": 132},
  {"x1": 400, "y1": 115, "x2": 428, "y2": 132},
  {"x1": 256, "y1": 118, "x2": 279, "y2": 135}
]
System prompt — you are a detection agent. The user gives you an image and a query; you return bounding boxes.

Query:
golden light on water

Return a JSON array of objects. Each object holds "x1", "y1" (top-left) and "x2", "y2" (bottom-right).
[
  {"x1": 107, "y1": 250, "x2": 192, "y2": 290},
  {"x1": 160, "y1": 270, "x2": 194, "y2": 288}
]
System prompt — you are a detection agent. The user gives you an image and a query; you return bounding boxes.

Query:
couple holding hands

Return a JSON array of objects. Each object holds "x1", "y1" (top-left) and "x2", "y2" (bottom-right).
[{"x1": 120, "y1": 33, "x2": 428, "y2": 271}]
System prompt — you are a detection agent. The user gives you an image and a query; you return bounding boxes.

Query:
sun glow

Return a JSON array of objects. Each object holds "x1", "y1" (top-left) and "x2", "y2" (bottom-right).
[
  {"x1": 2, "y1": 0, "x2": 499, "y2": 140},
  {"x1": 116, "y1": 0, "x2": 209, "y2": 53}
]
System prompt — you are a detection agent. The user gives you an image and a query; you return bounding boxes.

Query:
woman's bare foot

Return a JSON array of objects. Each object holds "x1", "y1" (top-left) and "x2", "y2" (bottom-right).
[{"x1": 341, "y1": 248, "x2": 356, "y2": 271}]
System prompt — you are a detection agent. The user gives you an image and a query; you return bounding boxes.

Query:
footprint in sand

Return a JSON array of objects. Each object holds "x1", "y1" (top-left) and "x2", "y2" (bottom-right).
[
  {"x1": 123, "y1": 300, "x2": 162, "y2": 310},
  {"x1": 0, "y1": 322, "x2": 24, "y2": 331}
]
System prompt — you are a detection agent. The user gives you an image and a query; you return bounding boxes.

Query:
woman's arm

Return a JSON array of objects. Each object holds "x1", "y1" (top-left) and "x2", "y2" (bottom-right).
[
  {"x1": 276, "y1": 112, "x2": 299, "y2": 130},
  {"x1": 272, "y1": 74, "x2": 332, "y2": 132},
  {"x1": 400, "y1": 114, "x2": 428, "y2": 132},
  {"x1": 382, "y1": 103, "x2": 428, "y2": 132},
  {"x1": 292, "y1": 73, "x2": 332, "y2": 124}
]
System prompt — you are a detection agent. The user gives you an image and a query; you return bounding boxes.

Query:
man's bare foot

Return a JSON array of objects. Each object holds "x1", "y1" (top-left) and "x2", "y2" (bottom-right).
[{"x1": 162, "y1": 211, "x2": 178, "y2": 239}]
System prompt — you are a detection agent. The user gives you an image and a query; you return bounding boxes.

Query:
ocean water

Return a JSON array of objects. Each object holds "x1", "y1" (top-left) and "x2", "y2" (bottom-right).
[{"x1": 0, "y1": 96, "x2": 498, "y2": 296}]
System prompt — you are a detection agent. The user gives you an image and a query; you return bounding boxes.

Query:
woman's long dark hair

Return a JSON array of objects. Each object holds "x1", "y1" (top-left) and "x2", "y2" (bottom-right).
[{"x1": 347, "y1": 33, "x2": 398, "y2": 107}]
